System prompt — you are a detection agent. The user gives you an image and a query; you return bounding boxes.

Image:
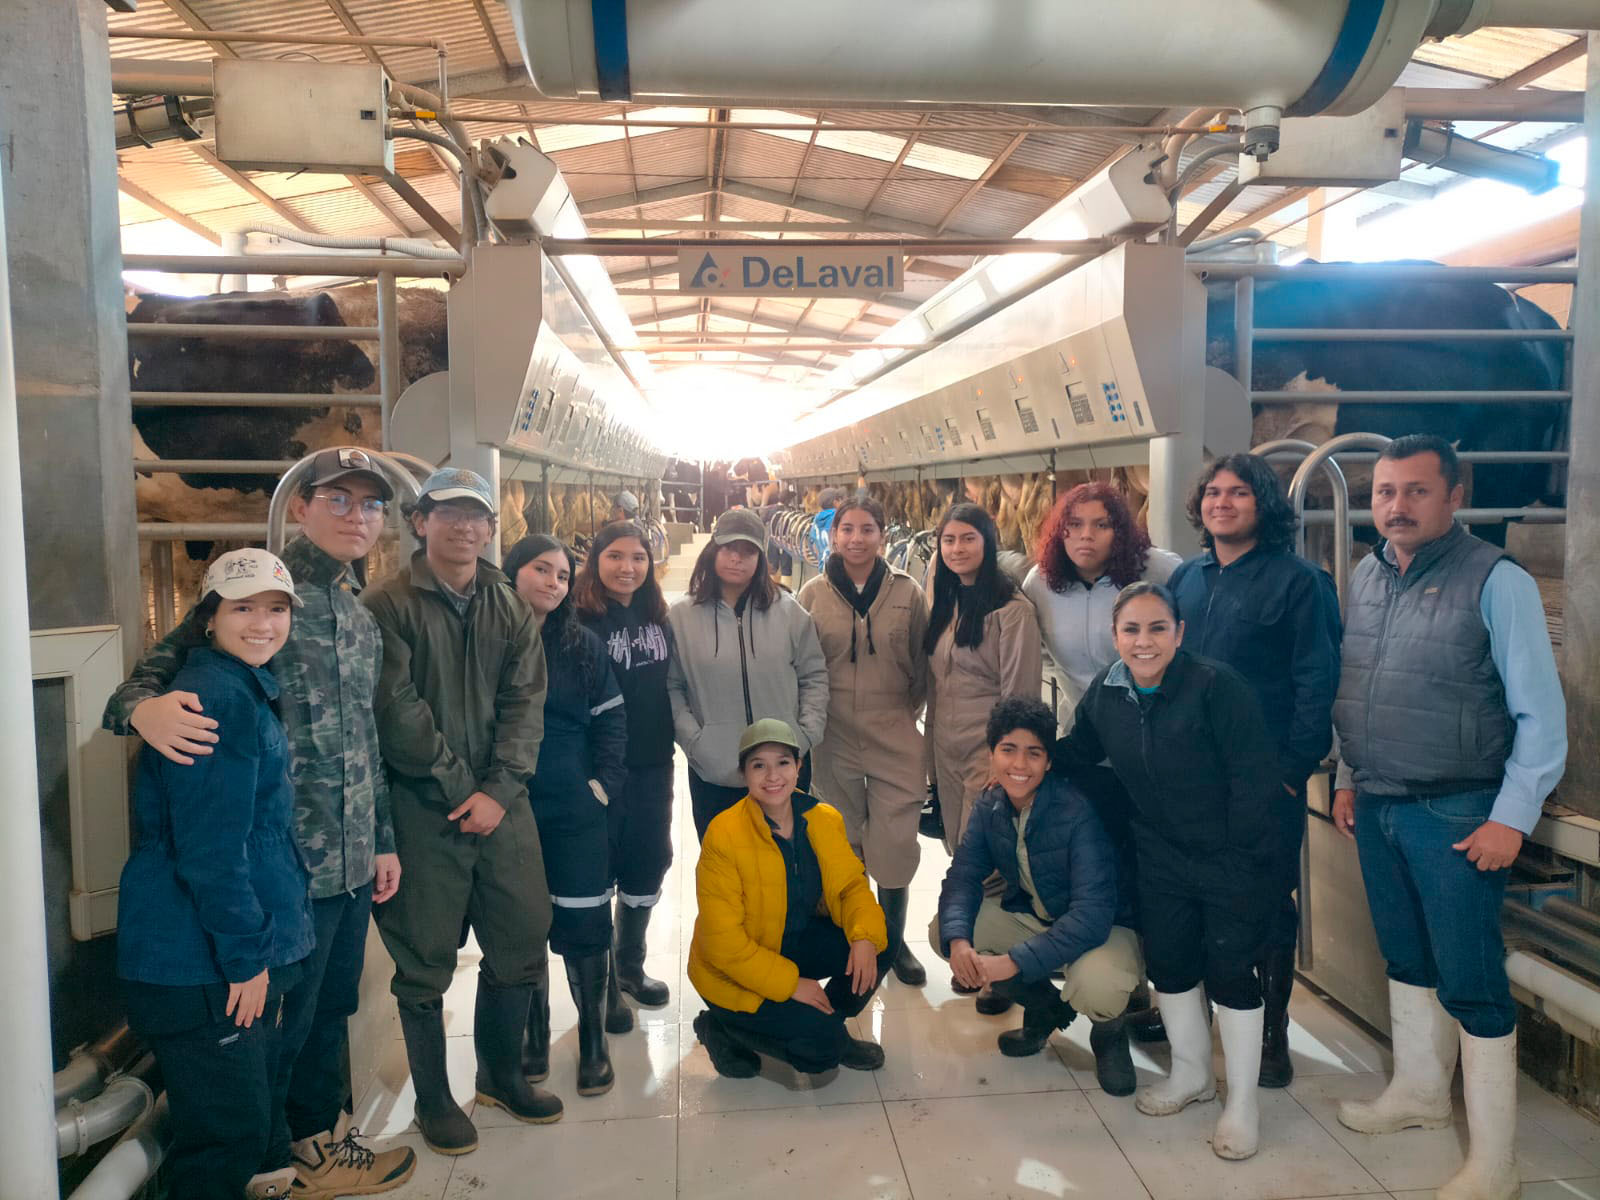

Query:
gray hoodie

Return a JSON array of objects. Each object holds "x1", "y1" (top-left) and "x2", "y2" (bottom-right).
[{"x1": 667, "y1": 592, "x2": 830, "y2": 787}]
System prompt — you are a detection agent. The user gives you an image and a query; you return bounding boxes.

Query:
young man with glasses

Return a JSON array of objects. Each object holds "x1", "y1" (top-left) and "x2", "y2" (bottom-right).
[
  {"x1": 103, "y1": 446, "x2": 415, "y2": 1197},
  {"x1": 361, "y1": 467, "x2": 561, "y2": 1155}
]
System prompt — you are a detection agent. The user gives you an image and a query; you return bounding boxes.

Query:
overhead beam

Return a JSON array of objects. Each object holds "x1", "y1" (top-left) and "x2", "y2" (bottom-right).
[
  {"x1": 1400, "y1": 86, "x2": 1583, "y2": 122},
  {"x1": 467, "y1": 0, "x2": 513, "y2": 70},
  {"x1": 721, "y1": 182, "x2": 942, "y2": 239},
  {"x1": 345, "y1": 175, "x2": 416, "y2": 237},
  {"x1": 1489, "y1": 37, "x2": 1588, "y2": 92},
  {"x1": 118, "y1": 177, "x2": 224, "y2": 246},
  {"x1": 1177, "y1": 179, "x2": 1244, "y2": 246},
  {"x1": 380, "y1": 170, "x2": 461, "y2": 244},
  {"x1": 577, "y1": 181, "x2": 713, "y2": 216},
  {"x1": 934, "y1": 132, "x2": 1029, "y2": 234},
  {"x1": 188, "y1": 145, "x2": 323, "y2": 235}
]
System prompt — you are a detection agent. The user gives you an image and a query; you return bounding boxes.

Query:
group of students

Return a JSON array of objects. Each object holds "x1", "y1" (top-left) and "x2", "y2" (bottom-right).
[{"x1": 105, "y1": 433, "x2": 1565, "y2": 1200}]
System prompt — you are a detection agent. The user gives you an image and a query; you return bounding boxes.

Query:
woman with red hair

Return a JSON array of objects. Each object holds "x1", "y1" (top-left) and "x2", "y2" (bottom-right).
[{"x1": 1023, "y1": 482, "x2": 1181, "y2": 716}]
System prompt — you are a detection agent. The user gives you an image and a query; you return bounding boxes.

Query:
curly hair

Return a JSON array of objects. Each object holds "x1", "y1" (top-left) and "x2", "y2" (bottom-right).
[
  {"x1": 1185, "y1": 453, "x2": 1299, "y2": 555},
  {"x1": 1034, "y1": 482, "x2": 1152, "y2": 591}
]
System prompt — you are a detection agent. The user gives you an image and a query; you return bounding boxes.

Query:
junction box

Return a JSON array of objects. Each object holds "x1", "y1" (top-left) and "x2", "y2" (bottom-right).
[{"x1": 213, "y1": 60, "x2": 393, "y2": 174}]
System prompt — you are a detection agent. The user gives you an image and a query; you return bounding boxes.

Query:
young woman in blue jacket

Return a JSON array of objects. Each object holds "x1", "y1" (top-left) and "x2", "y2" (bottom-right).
[
  {"x1": 504, "y1": 535, "x2": 629, "y2": 1098},
  {"x1": 116, "y1": 549, "x2": 314, "y2": 1200}
]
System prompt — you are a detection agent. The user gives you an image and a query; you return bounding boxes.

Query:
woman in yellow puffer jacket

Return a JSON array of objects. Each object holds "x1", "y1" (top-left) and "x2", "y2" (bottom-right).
[{"x1": 688, "y1": 719, "x2": 893, "y2": 1077}]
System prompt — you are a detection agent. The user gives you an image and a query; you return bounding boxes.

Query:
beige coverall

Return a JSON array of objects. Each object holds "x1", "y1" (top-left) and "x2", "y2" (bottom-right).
[
  {"x1": 797, "y1": 567, "x2": 931, "y2": 888},
  {"x1": 927, "y1": 593, "x2": 1044, "y2": 853}
]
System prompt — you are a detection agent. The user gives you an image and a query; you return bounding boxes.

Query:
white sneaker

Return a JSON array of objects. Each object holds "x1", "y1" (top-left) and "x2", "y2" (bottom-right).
[
  {"x1": 1337, "y1": 981, "x2": 1457, "y2": 1134},
  {"x1": 1213, "y1": 1004, "x2": 1263, "y2": 1160},
  {"x1": 1136, "y1": 986, "x2": 1216, "y2": 1116},
  {"x1": 1437, "y1": 1029, "x2": 1520, "y2": 1200}
]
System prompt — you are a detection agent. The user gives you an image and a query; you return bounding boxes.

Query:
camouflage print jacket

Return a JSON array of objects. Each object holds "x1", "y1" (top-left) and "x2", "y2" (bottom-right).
[{"x1": 102, "y1": 536, "x2": 395, "y2": 900}]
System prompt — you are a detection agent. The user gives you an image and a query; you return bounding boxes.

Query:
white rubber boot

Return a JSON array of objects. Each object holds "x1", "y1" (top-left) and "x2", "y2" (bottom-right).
[
  {"x1": 1135, "y1": 986, "x2": 1216, "y2": 1116},
  {"x1": 1337, "y1": 981, "x2": 1457, "y2": 1134},
  {"x1": 1213, "y1": 1004, "x2": 1264, "y2": 1160},
  {"x1": 1437, "y1": 1029, "x2": 1520, "y2": 1200}
]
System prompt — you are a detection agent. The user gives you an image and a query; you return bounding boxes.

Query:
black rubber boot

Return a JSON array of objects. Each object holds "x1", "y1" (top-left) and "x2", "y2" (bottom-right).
[
  {"x1": 605, "y1": 949, "x2": 634, "y2": 1034},
  {"x1": 565, "y1": 954, "x2": 616, "y2": 1096},
  {"x1": 472, "y1": 980, "x2": 564, "y2": 1125},
  {"x1": 692, "y1": 1012, "x2": 759, "y2": 1078},
  {"x1": 1090, "y1": 1015, "x2": 1137, "y2": 1096},
  {"x1": 839, "y1": 1035, "x2": 886, "y2": 1071},
  {"x1": 1258, "y1": 945, "x2": 1296, "y2": 1088},
  {"x1": 996, "y1": 981, "x2": 1074, "y2": 1057},
  {"x1": 877, "y1": 886, "x2": 927, "y2": 987},
  {"x1": 614, "y1": 901, "x2": 670, "y2": 1007},
  {"x1": 976, "y1": 984, "x2": 1015, "y2": 1016},
  {"x1": 522, "y1": 972, "x2": 550, "y2": 1082},
  {"x1": 397, "y1": 1003, "x2": 477, "y2": 1156},
  {"x1": 1128, "y1": 1002, "x2": 1168, "y2": 1044}
]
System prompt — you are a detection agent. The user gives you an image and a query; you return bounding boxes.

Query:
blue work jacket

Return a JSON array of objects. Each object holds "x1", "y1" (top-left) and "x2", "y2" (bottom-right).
[{"x1": 117, "y1": 648, "x2": 313, "y2": 987}]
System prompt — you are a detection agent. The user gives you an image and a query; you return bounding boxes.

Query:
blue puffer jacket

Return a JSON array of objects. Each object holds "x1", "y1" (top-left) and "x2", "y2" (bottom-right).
[{"x1": 935, "y1": 774, "x2": 1119, "y2": 982}]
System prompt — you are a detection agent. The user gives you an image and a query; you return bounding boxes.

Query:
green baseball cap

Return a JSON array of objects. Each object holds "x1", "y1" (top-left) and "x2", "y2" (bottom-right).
[
  {"x1": 737, "y1": 718, "x2": 801, "y2": 758},
  {"x1": 713, "y1": 507, "x2": 767, "y2": 552}
]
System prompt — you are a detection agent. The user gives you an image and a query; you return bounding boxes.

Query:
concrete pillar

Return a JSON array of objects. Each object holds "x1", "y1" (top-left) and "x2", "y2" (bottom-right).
[
  {"x1": 0, "y1": 0, "x2": 141, "y2": 643},
  {"x1": 1147, "y1": 271, "x2": 1207, "y2": 556},
  {"x1": 1561, "y1": 37, "x2": 1600, "y2": 813}
]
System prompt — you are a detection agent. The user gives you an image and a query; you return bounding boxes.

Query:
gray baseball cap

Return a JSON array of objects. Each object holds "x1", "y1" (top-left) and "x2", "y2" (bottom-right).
[
  {"x1": 417, "y1": 467, "x2": 495, "y2": 514},
  {"x1": 713, "y1": 507, "x2": 767, "y2": 552},
  {"x1": 614, "y1": 490, "x2": 640, "y2": 515}
]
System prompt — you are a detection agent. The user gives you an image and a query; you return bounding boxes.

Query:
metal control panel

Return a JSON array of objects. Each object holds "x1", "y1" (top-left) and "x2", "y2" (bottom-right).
[{"x1": 776, "y1": 243, "x2": 1194, "y2": 477}]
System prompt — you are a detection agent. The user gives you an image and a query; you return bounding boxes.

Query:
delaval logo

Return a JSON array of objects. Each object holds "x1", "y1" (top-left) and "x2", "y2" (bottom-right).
[{"x1": 678, "y1": 247, "x2": 903, "y2": 298}]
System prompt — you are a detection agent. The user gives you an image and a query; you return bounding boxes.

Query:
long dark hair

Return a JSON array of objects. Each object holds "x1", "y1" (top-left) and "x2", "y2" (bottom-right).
[
  {"x1": 923, "y1": 502, "x2": 1016, "y2": 653},
  {"x1": 687, "y1": 538, "x2": 778, "y2": 612},
  {"x1": 1186, "y1": 453, "x2": 1298, "y2": 555},
  {"x1": 1034, "y1": 481, "x2": 1152, "y2": 591},
  {"x1": 574, "y1": 520, "x2": 667, "y2": 623},
  {"x1": 503, "y1": 534, "x2": 590, "y2": 678}
]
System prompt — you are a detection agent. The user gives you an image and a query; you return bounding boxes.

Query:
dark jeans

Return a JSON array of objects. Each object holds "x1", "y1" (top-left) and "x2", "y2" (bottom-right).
[
  {"x1": 611, "y1": 763, "x2": 676, "y2": 905},
  {"x1": 690, "y1": 756, "x2": 812, "y2": 842},
  {"x1": 1353, "y1": 787, "x2": 1514, "y2": 1037},
  {"x1": 124, "y1": 961, "x2": 303, "y2": 1198},
  {"x1": 708, "y1": 917, "x2": 892, "y2": 1073},
  {"x1": 281, "y1": 884, "x2": 372, "y2": 1142}
]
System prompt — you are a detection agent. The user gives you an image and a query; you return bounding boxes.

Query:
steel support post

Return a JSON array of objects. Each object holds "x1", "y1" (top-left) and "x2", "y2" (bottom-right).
[
  {"x1": 0, "y1": 155, "x2": 63, "y2": 1200},
  {"x1": 377, "y1": 271, "x2": 400, "y2": 452},
  {"x1": 1562, "y1": 37, "x2": 1600, "y2": 814}
]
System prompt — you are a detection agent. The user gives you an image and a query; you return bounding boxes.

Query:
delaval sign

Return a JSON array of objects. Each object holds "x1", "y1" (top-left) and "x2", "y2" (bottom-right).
[{"x1": 678, "y1": 247, "x2": 903, "y2": 298}]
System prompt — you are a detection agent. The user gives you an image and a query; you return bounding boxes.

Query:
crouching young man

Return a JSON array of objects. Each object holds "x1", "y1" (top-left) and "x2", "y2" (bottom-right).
[{"x1": 932, "y1": 697, "x2": 1142, "y2": 1095}]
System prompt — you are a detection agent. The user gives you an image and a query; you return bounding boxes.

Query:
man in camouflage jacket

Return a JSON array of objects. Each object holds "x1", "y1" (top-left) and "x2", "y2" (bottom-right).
[{"x1": 103, "y1": 448, "x2": 415, "y2": 1197}]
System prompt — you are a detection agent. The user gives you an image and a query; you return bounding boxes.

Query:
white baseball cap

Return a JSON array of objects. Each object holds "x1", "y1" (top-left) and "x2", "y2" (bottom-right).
[{"x1": 201, "y1": 549, "x2": 303, "y2": 608}]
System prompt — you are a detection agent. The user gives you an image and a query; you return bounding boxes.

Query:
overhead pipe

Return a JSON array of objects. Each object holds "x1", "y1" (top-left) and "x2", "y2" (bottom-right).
[{"x1": 237, "y1": 224, "x2": 462, "y2": 261}]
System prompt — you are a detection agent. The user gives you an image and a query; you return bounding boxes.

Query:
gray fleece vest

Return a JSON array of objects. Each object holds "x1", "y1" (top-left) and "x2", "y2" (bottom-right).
[{"x1": 1334, "y1": 525, "x2": 1512, "y2": 795}]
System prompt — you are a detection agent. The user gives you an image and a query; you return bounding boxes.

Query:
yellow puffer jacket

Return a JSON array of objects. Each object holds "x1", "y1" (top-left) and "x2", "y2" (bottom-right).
[{"x1": 688, "y1": 794, "x2": 888, "y2": 1013}]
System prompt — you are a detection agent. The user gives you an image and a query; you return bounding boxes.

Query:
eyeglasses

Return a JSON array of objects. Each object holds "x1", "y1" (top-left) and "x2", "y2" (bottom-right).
[
  {"x1": 313, "y1": 491, "x2": 388, "y2": 520},
  {"x1": 427, "y1": 505, "x2": 492, "y2": 527}
]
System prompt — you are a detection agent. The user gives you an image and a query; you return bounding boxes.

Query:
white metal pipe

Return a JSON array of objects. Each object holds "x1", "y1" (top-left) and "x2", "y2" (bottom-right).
[
  {"x1": 241, "y1": 225, "x2": 462, "y2": 262},
  {"x1": 1506, "y1": 951, "x2": 1600, "y2": 1041},
  {"x1": 57, "y1": 1076, "x2": 153, "y2": 1159},
  {"x1": 0, "y1": 140, "x2": 62, "y2": 1200},
  {"x1": 66, "y1": 1097, "x2": 170, "y2": 1200},
  {"x1": 1464, "y1": 0, "x2": 1600, "y2": 34}
]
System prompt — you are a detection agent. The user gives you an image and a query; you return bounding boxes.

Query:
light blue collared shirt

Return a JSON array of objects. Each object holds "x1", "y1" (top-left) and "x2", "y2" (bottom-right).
[{"x1": 1335, "y1": 554, "x2": 1567, "y2": 833}]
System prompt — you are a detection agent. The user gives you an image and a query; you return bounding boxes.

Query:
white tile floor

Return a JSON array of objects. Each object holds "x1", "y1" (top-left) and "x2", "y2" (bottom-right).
[{"x1": 351, "y1": 757, "x2": 1600, "y2": 1200}]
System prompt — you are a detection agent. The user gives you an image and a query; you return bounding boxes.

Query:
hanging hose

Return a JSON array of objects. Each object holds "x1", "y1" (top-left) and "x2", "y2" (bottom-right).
[
  {"x1": 1167, "y1": 141, "x2": 1248, "y2": 242},
  {"x1": 391, "y1": 128, "x2": 485, "y2": 250},
  {"x1": 236, "y1": 223, "x2": 463, "y2": 261}
]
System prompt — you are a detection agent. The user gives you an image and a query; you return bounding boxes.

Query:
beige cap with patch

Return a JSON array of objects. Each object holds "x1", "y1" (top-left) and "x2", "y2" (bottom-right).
[{"x1": 201, "y1": 549, "x2": 304, "y2": 607}]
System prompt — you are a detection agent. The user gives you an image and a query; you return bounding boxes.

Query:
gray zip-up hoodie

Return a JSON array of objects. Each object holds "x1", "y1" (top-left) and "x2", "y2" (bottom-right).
[{"x1": 666, "y1": 591, "x2": 830, "y2": 787}]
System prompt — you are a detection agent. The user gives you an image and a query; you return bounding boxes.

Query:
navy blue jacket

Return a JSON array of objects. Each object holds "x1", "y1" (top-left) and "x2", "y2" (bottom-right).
[
  {"x1": 580, "y1": 594, "x2": 675, "y2": 768},
  {"x1": 1054, "y1": 651, "x2": 1280, "y2": 895},
  {"x1": 530, "y1": 617, "x2": 628, "y2": 808},
  {"x1": 1168, "y1": 545, "x2": 1341, "y2": 792},
  {"x1": 118, "y1": 648, "x2": 313, "y2": 987},
  {"x1": 936, "y1": 775, "x2": 1119, "y2": 982}
]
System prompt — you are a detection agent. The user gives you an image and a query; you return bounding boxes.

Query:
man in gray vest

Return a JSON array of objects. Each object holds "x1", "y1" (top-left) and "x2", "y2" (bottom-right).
[{"x1": 1331, "y1": 434, "x2": 1566, "y2": 1200}]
